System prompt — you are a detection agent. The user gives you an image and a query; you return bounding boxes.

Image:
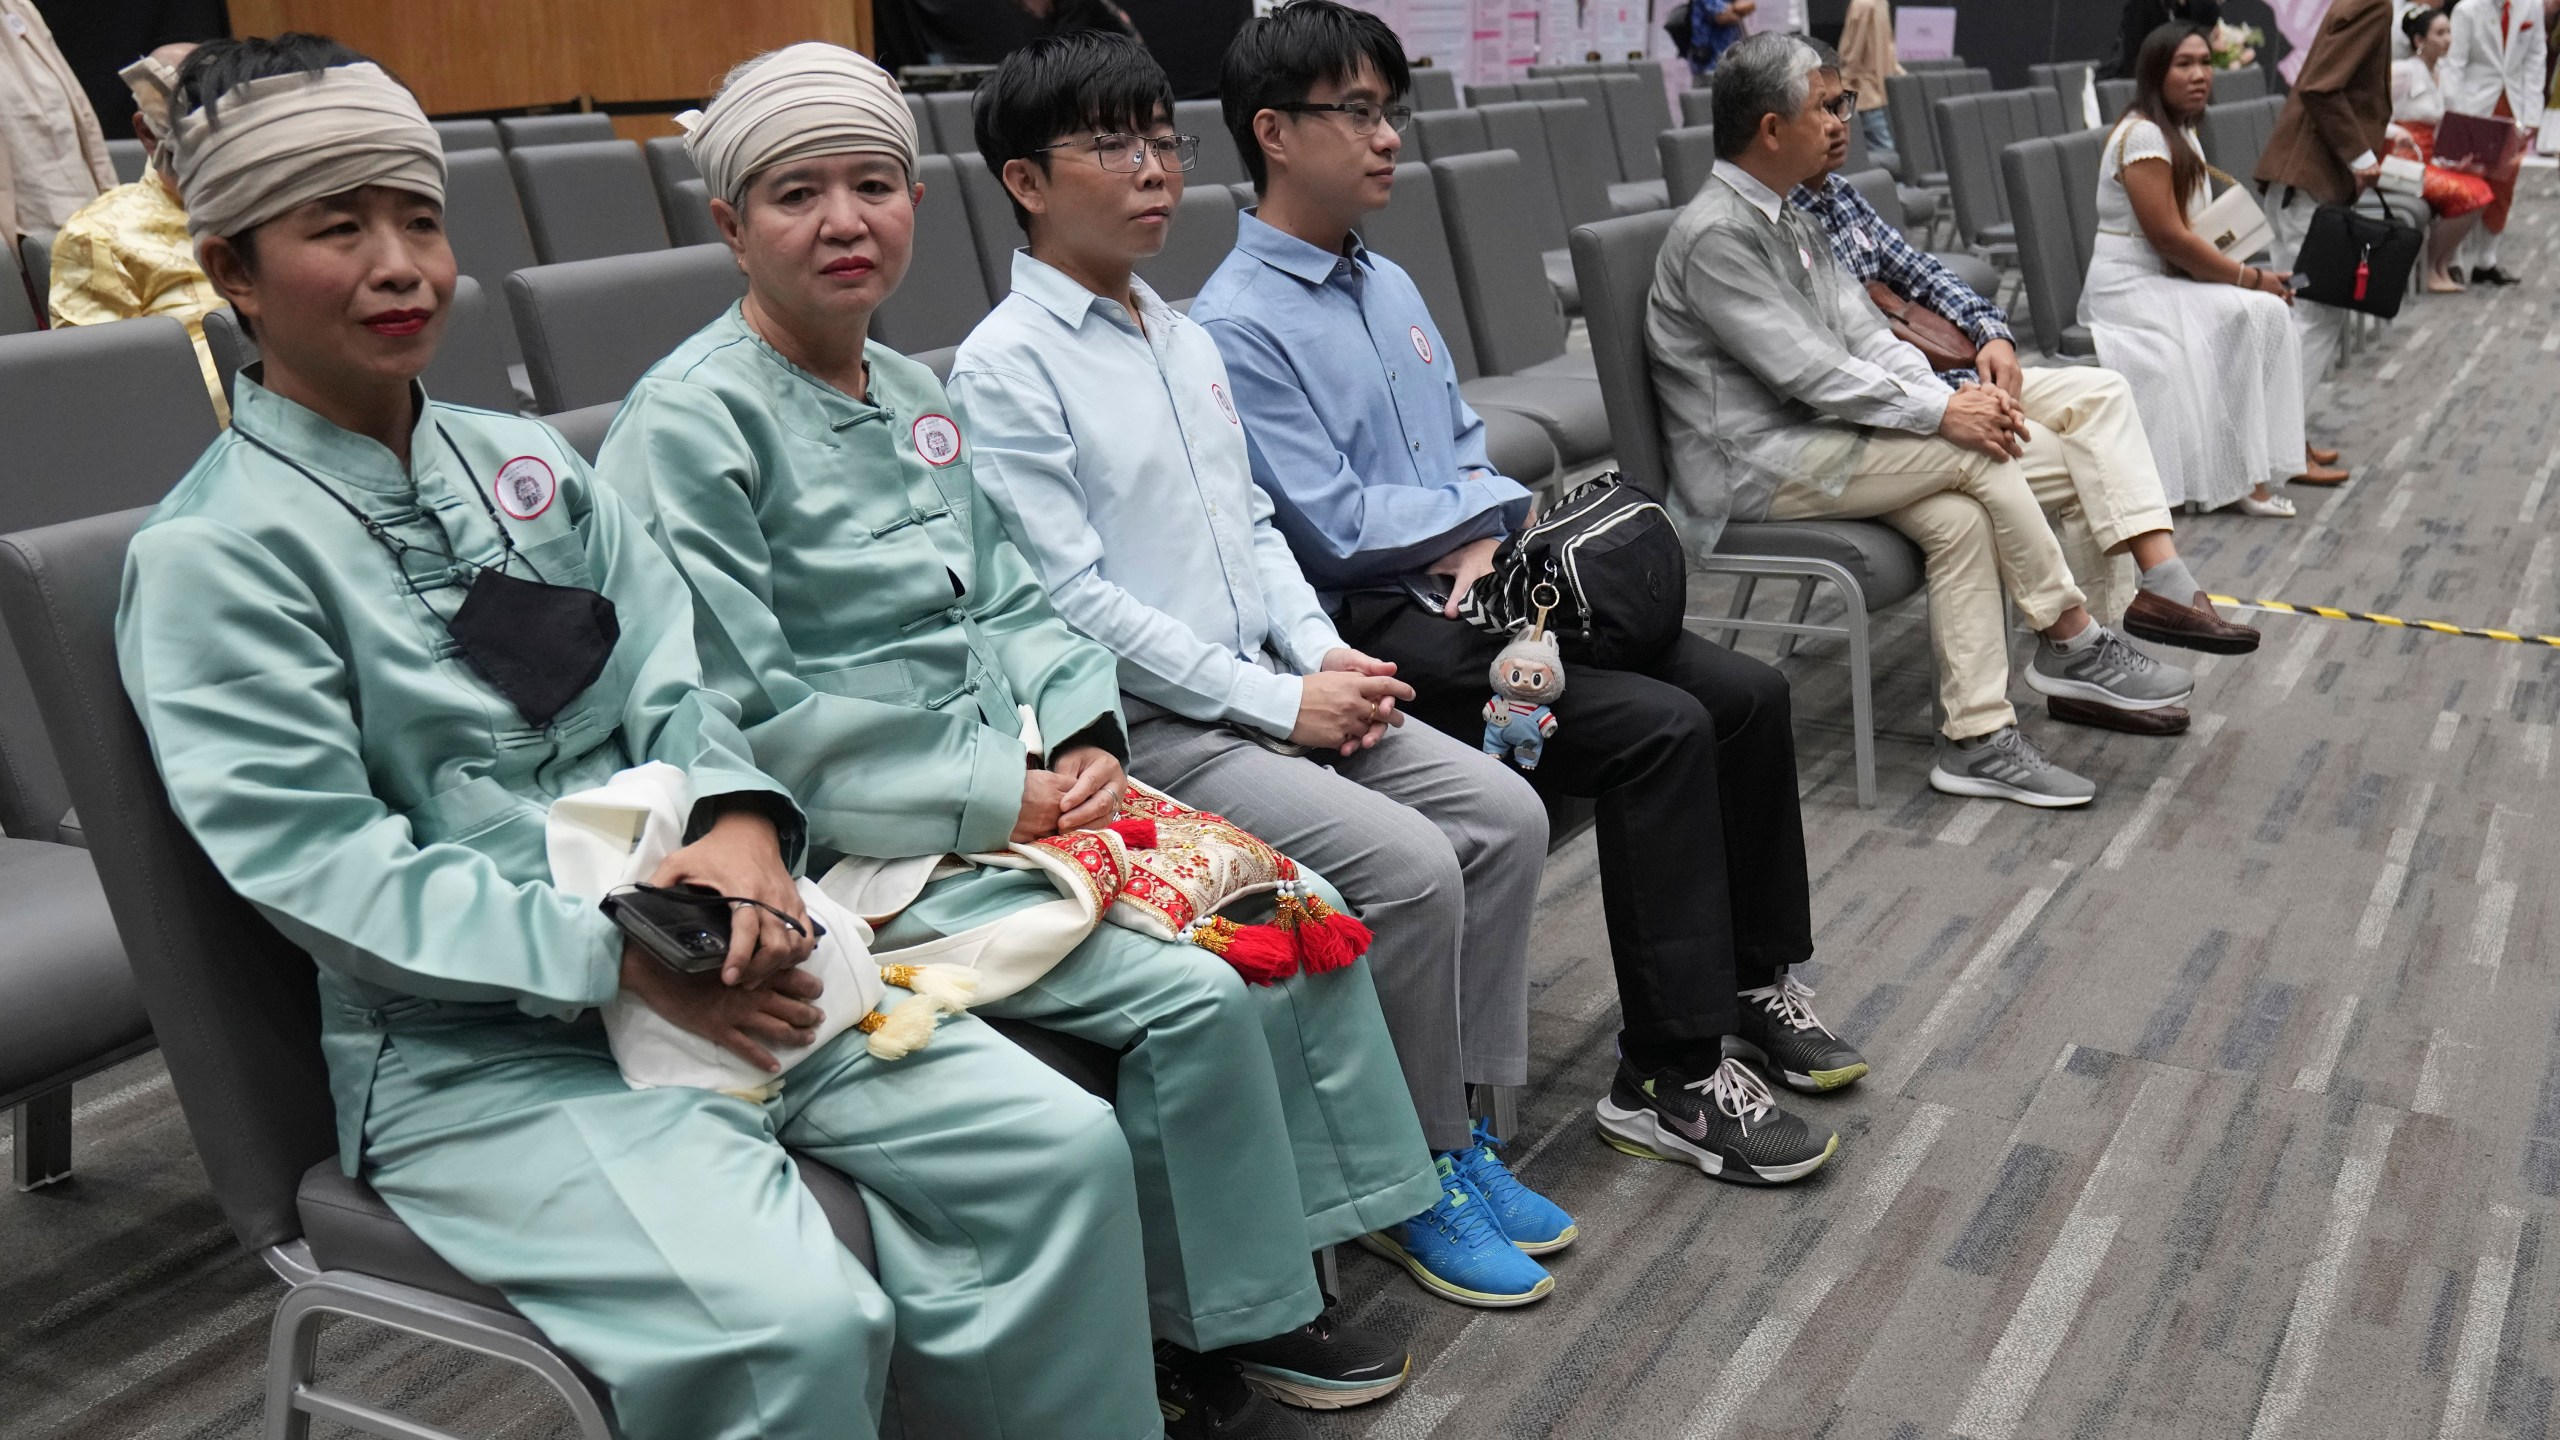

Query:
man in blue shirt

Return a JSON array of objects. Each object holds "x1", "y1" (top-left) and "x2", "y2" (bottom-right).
[
  {"x1": 1195, "y1": 1, "x2": 1861, "y2": 1191},
  {"x1": 951, "y1": 27, "x2": 1573, "y2": 1347}
]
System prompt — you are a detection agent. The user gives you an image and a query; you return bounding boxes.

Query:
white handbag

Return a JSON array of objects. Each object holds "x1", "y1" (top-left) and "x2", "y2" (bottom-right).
[
  {"x1": 2378, "y1": 153, "x2": 2429, "y2": 198},
  {"x1": 2196, "y1": 170, "x2": 2275, "y2": 260}
]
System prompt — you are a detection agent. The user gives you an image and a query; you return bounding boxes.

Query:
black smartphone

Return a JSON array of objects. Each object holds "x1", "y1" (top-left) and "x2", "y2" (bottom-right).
[
  {"x1": 1398, "y1": 573, "x2": 1451, "y2": 613},
  {"x1": 601, "y1": 884, "x2": 734, "y2": 974}
]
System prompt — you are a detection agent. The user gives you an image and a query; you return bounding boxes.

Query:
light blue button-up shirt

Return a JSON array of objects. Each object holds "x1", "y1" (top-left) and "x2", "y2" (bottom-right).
[
  {"x1": 1192, "y1": 211, "x2": 1532, "y2": 593},
  {"x1": 950, "y1": 250, "x2": 1341, "y2": 740}
]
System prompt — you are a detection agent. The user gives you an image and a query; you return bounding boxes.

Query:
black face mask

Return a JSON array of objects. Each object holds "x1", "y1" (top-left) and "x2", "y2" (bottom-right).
[
  {"x1": 240, "y1": 424, "x2": 623, "y2": 729},
  {"x1": 445, "y1": 566, "x2": 621, "y2": 728}
]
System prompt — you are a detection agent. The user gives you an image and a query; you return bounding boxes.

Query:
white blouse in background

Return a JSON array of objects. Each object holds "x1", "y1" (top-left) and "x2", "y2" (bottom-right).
[{"x1": 2393, "y1": 55, "x2": 2447, "y2": 125}]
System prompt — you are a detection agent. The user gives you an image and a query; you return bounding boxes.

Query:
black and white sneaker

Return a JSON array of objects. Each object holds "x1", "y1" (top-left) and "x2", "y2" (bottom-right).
[
  {"x1": 1218, "y1": 1308, "x2": 1409, "y2": 1409},
  {"x1": 1159, "y1": 1342, "x2": 1313, "y2": 1438},
  {"x1": 1730, "y1": 975, "x2": 1870, "y2": 1093},
  {"x1": 1594, "y1": 1055, "x2": 1838, "y2": 1185},
  {"x1": 1929, "y1": 725, "x2": 2097, "y2": 808}
]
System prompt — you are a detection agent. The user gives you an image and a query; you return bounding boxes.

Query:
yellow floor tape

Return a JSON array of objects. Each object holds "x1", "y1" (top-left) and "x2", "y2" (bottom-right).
[{"x1": 2206, "y1": 596, "x2": 2560, "y2": 648}]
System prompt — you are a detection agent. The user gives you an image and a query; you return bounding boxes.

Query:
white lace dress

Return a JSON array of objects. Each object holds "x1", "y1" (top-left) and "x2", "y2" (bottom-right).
[{"x1": 2076, "y1": 117, "x2": 2306, "y2": 510}]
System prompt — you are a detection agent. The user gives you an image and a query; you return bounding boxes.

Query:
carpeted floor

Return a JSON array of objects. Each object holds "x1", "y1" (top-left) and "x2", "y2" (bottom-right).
[{"x1": 9, "y1": 185, "x2": 2560, "y2": 1440}]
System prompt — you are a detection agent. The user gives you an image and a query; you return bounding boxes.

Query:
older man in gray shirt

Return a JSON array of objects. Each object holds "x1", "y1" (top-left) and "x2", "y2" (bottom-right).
[{"x1": 1649, "y1": 32, "x2": 2196, "y2": 808}]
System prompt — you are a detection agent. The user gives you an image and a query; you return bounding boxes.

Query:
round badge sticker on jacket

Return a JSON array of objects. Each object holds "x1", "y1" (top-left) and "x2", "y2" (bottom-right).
[
  {"x1": 1211, "y1": 383, "x2": 1238, "y2": 424},
  {"x1": 912, "y1": 414, "x2": 964, "y2": 467},
  {"x1": 1409, "y1": 325, "x2": 1434, "y2": 366},
  {"x1": 494, "y1": 456, "x2": 557, "y2": 520}
]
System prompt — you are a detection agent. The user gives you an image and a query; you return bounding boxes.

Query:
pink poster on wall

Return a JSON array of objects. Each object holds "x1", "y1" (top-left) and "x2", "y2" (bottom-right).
[
  {"x1": 1896, "y1": 6, "x2": 1958, "y2": 59},
  {"x1": 1471, "y1": 0, "x2": 1510, "y2": 81}
]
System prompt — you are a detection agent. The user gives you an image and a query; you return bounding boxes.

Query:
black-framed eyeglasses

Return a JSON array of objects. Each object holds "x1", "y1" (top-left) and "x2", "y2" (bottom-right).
[
  {"x1": 1275, "y1": 100, "x2": 1415, "y2": 135},
  {"x1": 1817, "y1": 90, "x2": 1859, "y2": 121},
  {"x1": 1032, "y1": 131, "x2": 1201, "y2": 172}
]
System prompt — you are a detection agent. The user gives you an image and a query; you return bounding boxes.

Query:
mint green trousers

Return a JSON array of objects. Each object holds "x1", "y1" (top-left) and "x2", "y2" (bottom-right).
[
  {"x1": 884, "y1": 865, "x2": 1441, "y2": 1351},
  {"x1": 355, "y1": 1007, "x2": 1161, "y2": 1440}
]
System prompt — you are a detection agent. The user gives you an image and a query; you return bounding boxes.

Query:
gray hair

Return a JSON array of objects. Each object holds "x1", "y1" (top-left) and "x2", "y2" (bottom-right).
[{"x1": 1710, "y1": 33, "x2": 1840, "y2": 160}]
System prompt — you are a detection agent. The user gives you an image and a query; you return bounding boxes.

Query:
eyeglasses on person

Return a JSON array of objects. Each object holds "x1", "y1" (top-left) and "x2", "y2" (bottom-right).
[
  {"x1": 1816, "y1": 90, "x2": 1859, "y2": 121},
  {"x1": 1274, "y1": 99, "x2": 1415, "y2": 135},
  {"x1": 1033, "y1": 132, "x2": 1202, "y2": 172}
]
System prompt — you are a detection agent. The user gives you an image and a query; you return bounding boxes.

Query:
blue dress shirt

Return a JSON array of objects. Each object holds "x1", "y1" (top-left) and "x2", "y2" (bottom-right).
[
  {"x1": 950, "y1": 250, "x2": 1341, "y2": 740},
  {"x1": 1192, "y1": 211, "x2": 1532, "y2": 594}
]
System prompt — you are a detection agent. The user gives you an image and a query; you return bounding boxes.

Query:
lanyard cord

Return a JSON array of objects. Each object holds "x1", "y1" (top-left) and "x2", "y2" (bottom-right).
[{"x1": 233, "y1": 417, "x2": 549, "y2": 588}]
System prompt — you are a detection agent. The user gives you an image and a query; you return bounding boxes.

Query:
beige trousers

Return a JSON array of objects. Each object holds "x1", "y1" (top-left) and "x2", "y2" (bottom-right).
[{"x1": 1770, "y1": 366, "x2": 2171, "y2": 739}]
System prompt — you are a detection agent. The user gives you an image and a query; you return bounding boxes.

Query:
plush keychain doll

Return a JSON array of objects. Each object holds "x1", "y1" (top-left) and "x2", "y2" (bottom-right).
[{"x1": 1482, "y1": 584, "x2": 1566, "y2": 770}]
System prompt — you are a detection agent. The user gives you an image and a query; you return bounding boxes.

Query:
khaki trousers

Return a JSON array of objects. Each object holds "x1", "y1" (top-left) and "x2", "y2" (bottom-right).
[
  {"x1": 2015, "y1": 365, "x2": 2177, "y2": 625},
  {"x1": 1770, "y1": 368, "x2": 2148, "y2": 739}
]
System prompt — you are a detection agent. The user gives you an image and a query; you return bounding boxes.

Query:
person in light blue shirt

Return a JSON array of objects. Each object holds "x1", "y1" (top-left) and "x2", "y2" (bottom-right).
[
  {"x1": 1197, "y1": 1, "x2": 1867, "y2": 1193},
  {"x1": 952, "y1": 30, "x2": 1574, "y2": 1322}
]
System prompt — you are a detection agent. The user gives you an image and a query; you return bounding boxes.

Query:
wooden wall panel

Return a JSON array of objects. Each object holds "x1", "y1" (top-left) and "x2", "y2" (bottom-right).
[{"x1": 228, "y1": 0, "x2": 873, "y2": 117}]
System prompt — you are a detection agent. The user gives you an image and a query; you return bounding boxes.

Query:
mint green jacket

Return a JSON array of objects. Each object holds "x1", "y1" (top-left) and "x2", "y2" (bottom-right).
[
  {"x1": 118, "y1": 378, "x2": 798, "y2": 1162},
  {"x1": 597, "y1": 306, "x2": 1125, "y2": 863}
]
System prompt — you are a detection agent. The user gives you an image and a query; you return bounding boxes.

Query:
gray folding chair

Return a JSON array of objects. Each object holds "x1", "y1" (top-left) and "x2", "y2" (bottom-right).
[
  {"x1": 1357, "y1": 162, "x2": 1560, "y2": 488},
  {"x1": 954, "y1": 154, "x2": 1023, "y2": 302},
  {"x1": 0, "y1": 316, "x2": 220, "y2": 1185},
  {"x1": 1410, "y1": 69, "x2": 1461, "y2": 112},
  {"x1": 1569, "y1": 211, "x2": 1922, "y2": 808},
  {"x1": 496, "y1": 112, "x2": 615, "y2": 148},
  {"x1": 2211, "y1": 66, "x2": 2270, "y2": 102},
  {"x1": 106, "y1": 139, "x2": 147, "y2": 185},
  {"x1": 1173, "y1": 99, "x2": 1248, "y2": 187},
  {"x1": 505, "y1": 244, "x2": 747, "y2": 413},
  {"x1": 1903, "y1": 56, "x2": 1969, "y2": 71},
  {"x1": 1474, "y1": 109, "x2": 1581, "y2": 311},
  {"x1": 643, "y1": 136, "x2": 701, "y2": 224},
  {"x1": 432, "y1": 118, "x2": 501, "y2": 153},
  {"x1": 508, "y1": 140, "x2": 670, "y2": 265},
  {"x1": 1467, "y1": 81, "x2": 1520, "y2": 106},
  {"x1": 1658, "y1": 126, "x2": 1717, "y2": 207},
  {"x1": 1679, "y1": 87, "x2": 1714, "y2": 129},
  {"x1": 1537, "y1": 98, "x2": 1630, "y2": 225},
  {"x1": 18, "y1": 233, "x2": 53, "y2": 305},
  {"x1": 2028, "y1": 61, "x2": 2100, "y2": 128},
  {"x1": 906, "y1": 93, "x2": 937, "y2": 153},
  {"x1": 1934, "y1": 88, "x2": 2065, "y2": 264},
  {"x1": 0, "y1": 239, "x2": 37, "y2": 337},
  {"x1": 1132, "y1": 183, "x2": 1238, "y2": 305},
  {"x1": 2097, "y1": 78, "x2": 2137, "y2": 121},
  {"x1": 439, "y1": 148, "x2": 539, "y2": 323},
  {"x1": 1409, "y1": 107, "x2": 1487, "y2": 164},
  {"x1": 2197, "y1": 95, "x2": 2285, "y2": 190},
  {"x1": 660, "y1": 176, "x2": 722, "y2": 248},
  {"x1": 2002, "y1": 134, "x2": 2099, "y2": 359},
  {"x1": 928, "y1": 91, "x2": 978, "y2": 155},
  {"x1": 1886, "y1": 65, "x2": 1991, "y2": 190},
  {"x1": 1429, "y1": 151, "x2": 1610, "y2": 466},
  {"x1": 871, "y1": 155, "x2": 995, "y2": 353},
  {"x1": 541, "y1": 402, "x2": 620, "y2": 463},
  {"x1": 1600, "y1": 70, "x2": 1675, "y2": 184}
]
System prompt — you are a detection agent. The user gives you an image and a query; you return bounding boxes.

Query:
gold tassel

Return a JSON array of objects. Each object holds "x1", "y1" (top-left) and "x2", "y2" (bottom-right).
[
  {"x1": 862, "y1": 992, "x2": 948, "y2": 1060},
  {"x1": 881, "y1": 961, "x2": 980, "y2": 1012}
]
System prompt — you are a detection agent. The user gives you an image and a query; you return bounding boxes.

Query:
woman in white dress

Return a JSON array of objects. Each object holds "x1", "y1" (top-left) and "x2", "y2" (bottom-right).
[{"x1": 2078, "y1": 24, "x2": 2326, "y2": 517}]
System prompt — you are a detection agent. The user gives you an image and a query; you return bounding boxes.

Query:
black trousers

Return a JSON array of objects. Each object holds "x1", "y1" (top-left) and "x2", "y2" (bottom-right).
[{"x1": 1337, "y1": 594, "x2": 1814, "y2": 1070}]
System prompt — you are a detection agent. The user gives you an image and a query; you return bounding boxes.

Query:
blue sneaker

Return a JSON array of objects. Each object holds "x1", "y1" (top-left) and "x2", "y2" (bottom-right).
[
  {"x1": 1356, "y1": 1156, "x2": 1555, "y2": 1308},
  {"x1": 1449, "y1": 1122, "x2": 1578, "y2": 1254}
]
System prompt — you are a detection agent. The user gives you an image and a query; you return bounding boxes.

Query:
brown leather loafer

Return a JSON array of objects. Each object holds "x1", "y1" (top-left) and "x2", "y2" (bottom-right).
[
  {"x1": 2121, "y1": 590, "x2": 2261, "y2": 655},
  {"x1": 2290, "y1": 464, "x2": 2350, "y2": 486},
  {"x1": 2308, "y1": 445, "x2": 2341, "y2": 466},
  {"x1": 2049, "y1": 696, "x2": 2191, "y2": 735}
]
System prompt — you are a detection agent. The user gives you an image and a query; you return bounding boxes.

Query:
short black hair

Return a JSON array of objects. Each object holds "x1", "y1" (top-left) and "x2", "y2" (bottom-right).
[
  {"x1": 1220, "y1": 0, "x2": 1411, "y2": 191},
  {"x1": 973, "y1": 29, "x2": 1175, "y2": 232}
]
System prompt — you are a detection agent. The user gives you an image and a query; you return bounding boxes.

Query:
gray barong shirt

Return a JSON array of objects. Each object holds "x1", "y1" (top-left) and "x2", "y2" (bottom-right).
[{"x1": 1646, "y1": 160, "x2": 1955, "y2": 552}]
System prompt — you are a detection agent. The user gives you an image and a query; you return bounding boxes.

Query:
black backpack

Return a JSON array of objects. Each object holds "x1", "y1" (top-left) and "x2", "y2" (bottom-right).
[
  {"x1": 1663, "y1": 4, "x2": 1697, "y2": 60},
  {"x1": 1455, "y1": 475, "x2": 1688, "y2": 670}
]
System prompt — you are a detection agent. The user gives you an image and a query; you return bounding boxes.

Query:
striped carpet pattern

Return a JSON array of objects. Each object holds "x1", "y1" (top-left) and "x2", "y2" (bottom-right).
[{"x1": 9, "y1": 187, "x2": 2560, "y2": 1440}]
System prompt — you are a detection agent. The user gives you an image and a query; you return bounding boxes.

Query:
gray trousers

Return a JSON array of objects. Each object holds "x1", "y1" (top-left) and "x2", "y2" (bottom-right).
[
  {"x1": 1126, "y1": 710, "x2": 1548, "y2": 1151},
  {"x1": 2268, "y1": 188, "x2": 2349, "y2": 396}
]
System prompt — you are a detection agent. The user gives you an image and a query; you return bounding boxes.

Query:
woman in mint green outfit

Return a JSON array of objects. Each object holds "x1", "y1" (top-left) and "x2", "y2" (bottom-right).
[
  {"x1": 595, "y1": 44, "x2": 1438, "y2": 1416},
  {"x1": 116, "y1": 36, "x2": 1159, "y2": 1440}
]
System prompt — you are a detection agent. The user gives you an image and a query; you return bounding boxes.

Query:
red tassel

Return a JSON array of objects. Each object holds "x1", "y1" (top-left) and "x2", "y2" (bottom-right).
[
  {"x1": 1295, "y1": 912, "x2": 1374, "y2": 972},
  {"x1": 1106, "y1": 816, "x2": 1158, "y2": 849},
  {"x1": 1188, "y1": 916, "x2": 1300, "y2": 984},
  {"x1": 2353, "y1": 259, "x2": 2370, "y2": 301}
]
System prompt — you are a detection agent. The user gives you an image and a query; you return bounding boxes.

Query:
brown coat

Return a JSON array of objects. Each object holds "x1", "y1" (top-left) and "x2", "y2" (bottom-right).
[{"x1": 2254, "y1": 0, "x2": 2394, "y2": 206}]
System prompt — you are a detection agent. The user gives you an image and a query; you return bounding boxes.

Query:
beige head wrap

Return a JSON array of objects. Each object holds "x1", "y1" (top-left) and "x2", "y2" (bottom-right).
[
  {"x1": 119, "y1": 54, "x2": 183, "y2": 140},
  {"x1": 171, "y1": 61, "x2": 445, "y2": 240},
  {"x1": 677, "y1": 42, "x2": 917, "y2": 207}
]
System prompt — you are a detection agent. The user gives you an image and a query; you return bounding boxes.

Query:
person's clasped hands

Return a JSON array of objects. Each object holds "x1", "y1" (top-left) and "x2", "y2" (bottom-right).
[
  {"x1": 1938, "y1": 379, "x2": 2032, "y2": 461},
  {"x1": 1014, "y1": 743, "x2": 1127, "y2": 842}
]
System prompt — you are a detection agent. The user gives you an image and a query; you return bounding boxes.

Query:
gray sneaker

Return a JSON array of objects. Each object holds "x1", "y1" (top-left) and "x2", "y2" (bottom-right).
[
  {"x1": 1929, "y1": 726, "x2": 2097, "y2": 808},
  {"x1": 2025, "y1": 626, "x2": 2194, "y2": 711}
]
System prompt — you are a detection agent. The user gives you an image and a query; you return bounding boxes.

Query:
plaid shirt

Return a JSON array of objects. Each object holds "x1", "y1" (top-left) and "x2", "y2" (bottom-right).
[{"x1": 1787, "y1": 174, "x2": 2015, "y2": 386}]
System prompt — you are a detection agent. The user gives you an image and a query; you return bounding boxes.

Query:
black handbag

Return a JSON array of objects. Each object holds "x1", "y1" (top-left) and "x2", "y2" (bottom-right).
[
  {"x1": 2291, "y1": 192, "x2": 2423, "y2": 319},
  {"x1": 1453, "y1": 475, "x2": 1689, "y2": 670}
]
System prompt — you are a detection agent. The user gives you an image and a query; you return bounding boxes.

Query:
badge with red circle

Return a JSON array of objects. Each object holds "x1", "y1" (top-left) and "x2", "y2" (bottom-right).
[
  {"x1": 492, "y1": 456, "x2": 556, "y2": 520},
  {"x1": 1211, "y1": 383, "x2": 1238, "y2": 424},
  {"x1": 1409, "y1": 325, "x2": 1435, "y2": 365},
  {"x1": 911, "y1": 414, "x2": 964, "y2": 467}
]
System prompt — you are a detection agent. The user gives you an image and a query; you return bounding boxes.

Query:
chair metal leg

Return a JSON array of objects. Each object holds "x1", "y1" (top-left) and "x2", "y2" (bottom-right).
[
  {"x1": 1844, "y1": 597, "x2": 1879, "y2": 810},
  {"x1": 1777, "y1": 578, "x2": 1816, "y2": 660},
  {"x1": 1691, "y1": 554, "x2": 1882, "y2": 808},
  {"x1": 12, "y1": 1085, "x2": 72, "y2": 1190},
  {"x1": 265, "y1": 1271, "x2": 618, "y2": 1440},
  {"x1": 1726, "y1": 575, "x2": 1760, "y2": 626}
]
